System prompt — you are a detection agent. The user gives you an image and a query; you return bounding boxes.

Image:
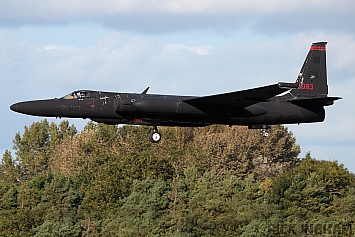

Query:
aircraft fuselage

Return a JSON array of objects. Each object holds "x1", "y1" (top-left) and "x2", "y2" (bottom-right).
[{"x1": 10, "y1": 90, "x2": 325, "y2": 128}]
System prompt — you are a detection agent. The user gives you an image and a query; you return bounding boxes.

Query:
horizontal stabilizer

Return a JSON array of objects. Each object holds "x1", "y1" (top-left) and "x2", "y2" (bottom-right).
[
  {"x1": 288, "y1": 97, "x2": 341, "y2": 106},
  {"x1": 278, "y1": 82, "x2": 299, "y2": 89},
  {"x1": 183, "y1": 83, "x2": 288, "y2": 108}
]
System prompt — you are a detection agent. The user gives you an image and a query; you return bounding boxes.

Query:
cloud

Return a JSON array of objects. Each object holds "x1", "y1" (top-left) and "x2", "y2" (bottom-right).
[
  {"x1": 1, "y1": 1, "x2": 354, "y2": 34},
  {"x1": 2, "y1": 0, "x2": 353, "y2": 16},
  {"x1": 163, "y1": 44, "x2": 213, "y2": 55},
  {"x1": 2, "y1": 30, "x2": 354, "y2": 96},
  {"x1": 39, "y1": 45, "x2": 76, "y2": 51}
]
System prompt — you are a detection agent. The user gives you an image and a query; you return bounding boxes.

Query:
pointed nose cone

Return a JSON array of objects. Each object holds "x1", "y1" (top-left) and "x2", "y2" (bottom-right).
[
  {"x1": 10, "y1": 100, "x2": 58, "y2": 117},
  {"x1": 10, "y1": 103, "x2": 18, "y2": 112},
  {"x1": 10, "y1": 101, "x2": 40, "y2": 115},
  {"x1": 10, "y1": 102, "x2": 30, "y2": 114}
]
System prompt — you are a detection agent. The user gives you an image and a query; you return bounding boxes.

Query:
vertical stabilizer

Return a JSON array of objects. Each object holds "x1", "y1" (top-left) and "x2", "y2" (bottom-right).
[{"x1": 292, "y1": 42, "x2": 328, "y2": 98}]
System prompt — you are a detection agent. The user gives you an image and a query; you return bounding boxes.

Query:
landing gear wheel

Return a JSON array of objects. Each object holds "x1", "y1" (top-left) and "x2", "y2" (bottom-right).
[
  {"x1": 148, "y1": 130, "x2": 161, "y2": 143},
  {"x1": 262, "y1": 125, "x2": 270, "y2": 137},
  {"x1": 263, "y1": 125, "x2": 271, "y2": 137}
]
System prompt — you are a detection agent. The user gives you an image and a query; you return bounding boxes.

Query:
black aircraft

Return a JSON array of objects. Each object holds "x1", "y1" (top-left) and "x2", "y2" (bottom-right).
[{"x1": 11, "y1": 42, "x2": 341, "y2": 143}]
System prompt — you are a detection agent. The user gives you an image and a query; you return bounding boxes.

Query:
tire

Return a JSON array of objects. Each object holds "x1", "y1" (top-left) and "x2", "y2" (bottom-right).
[{"x1": 148, "y1": 131, "x2": 161, "y2": 143}]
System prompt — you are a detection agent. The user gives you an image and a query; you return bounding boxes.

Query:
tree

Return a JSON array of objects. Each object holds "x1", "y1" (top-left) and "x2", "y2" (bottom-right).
[
  {"x1": 13, "y1": 120, "x2": 51, "y2": 181},
  {"x1": 270, "y1": 153, "x2": 355, "y2": 229},
  {"x1": 0, "y1": 150, "x2": 18, "y2": 184},
  {"x1": 12, "y1": 120, "x2": 76, "y2": 181},
  {"x1": 2, "y1": 119, "x2": 353, "y2": 236},
  {"x1": 34, "y1": 174, "x2": 82, "y2": 237},
  {"x1": 103, "y1": 179, "x2": 171, "y2": 236},
  {"x1": 49, "y1": 120, "x2": 77, "y2": 153},
  {"x1": 179, "y1": 125, "x2": 300, "y2": 178},
  {"x1": 50, "y1": 124, "x2": 175, "y2": 220},
  {"x1": 0, "y1": 185, "x2": 21, "y2": 236}
]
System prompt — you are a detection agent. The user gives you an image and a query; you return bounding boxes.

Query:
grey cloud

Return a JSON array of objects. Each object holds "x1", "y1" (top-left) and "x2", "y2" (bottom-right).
[
  {"x1": 254, "y1": 12, "x2": 355, "y2": 35},
  {"x1": 3, "y1": 13, "x2": 353, "y2": 36},
  {"x1": 1, "y1": 1, "x2": 354, "y2": 35}
]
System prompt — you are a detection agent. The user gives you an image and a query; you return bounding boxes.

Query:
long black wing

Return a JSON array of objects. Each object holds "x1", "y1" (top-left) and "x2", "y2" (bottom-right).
[{"x1": 183, "y1": 84, "x2": 287, "y2": 108}]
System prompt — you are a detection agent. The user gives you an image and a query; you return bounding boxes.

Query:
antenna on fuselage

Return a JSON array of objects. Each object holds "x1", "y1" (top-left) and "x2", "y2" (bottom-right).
[{"x1": 141, "y1": 87, "x2": 150, "y2": 94}]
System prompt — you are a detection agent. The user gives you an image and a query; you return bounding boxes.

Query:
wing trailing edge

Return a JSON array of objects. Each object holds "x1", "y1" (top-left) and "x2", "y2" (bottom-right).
[{"x1": 183, "y1": 83, "x2": 291, "y2": 108}]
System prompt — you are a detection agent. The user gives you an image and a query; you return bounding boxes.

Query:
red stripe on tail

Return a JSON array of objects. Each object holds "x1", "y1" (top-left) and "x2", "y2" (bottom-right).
[{"x1": 310, "y1": 45, "x2": 326, "y2": 51}]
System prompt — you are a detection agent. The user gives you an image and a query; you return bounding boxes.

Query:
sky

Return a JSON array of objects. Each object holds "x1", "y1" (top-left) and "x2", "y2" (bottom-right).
[{"x1": 1, "y1": 0, "x2": 354, "y2": 172}]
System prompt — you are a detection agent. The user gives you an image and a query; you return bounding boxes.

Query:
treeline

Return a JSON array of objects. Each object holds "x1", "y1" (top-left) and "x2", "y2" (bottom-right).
[{"x1": 0, "y1": 120, "x2": 354, "y2": 236}]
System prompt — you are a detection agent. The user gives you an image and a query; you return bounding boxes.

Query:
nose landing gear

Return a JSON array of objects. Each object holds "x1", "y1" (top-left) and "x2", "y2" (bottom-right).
[{"x1": 148, "y1": 126, "x2": 161, "y2": 143}]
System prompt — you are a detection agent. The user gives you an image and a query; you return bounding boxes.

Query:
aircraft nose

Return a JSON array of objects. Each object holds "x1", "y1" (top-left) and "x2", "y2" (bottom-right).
[
  {"x1": 10, "y1": 103, "x2": 17, "y2": 112},
  {"x1": 10, "y1": 100, "x2": 58, "y2": 116},
  {"x1": 10, "y1": 101, "x2": 37, "y2": 115},
  {"x1": 10, "y1": 102, "x2": 23, "y2": 113}
]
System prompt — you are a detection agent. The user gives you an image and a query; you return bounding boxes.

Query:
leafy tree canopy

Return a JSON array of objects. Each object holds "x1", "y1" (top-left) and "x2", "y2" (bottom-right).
[{"x1": 0, "y1": 120, "x2": 353, "y2": 236}]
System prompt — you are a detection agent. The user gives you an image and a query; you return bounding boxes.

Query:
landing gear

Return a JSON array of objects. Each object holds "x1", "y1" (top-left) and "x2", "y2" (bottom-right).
[
  {"x1": 262, "y1": 125, "x2": 270, "y2": 137},
  {"x1": 148, "y1": 126, "x2": 161, "y2": 143}
]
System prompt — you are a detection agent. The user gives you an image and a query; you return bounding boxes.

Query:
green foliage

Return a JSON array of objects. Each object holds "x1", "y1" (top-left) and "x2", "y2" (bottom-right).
[
  {"x1": 0, "y1": 150, "x2": 18, "y2": 184},
  {"x1": 0, "y1": 175, "x2": 50, "y2": 236},
  {"x1": 34, "y1": 174, "x2": 82, "y2": 237},
  {"x1": 269, "y1": 152, "x2": 355, "y2": 236},
  {"x1": 0, "y1": 121, "x2": 354, "y2": 236},
  {"x1": 103, "y1": 179, "x2": 171, "y2": 236},
  {"x1": 12, "y1": 120, "x2": 76, "y2": 181},
  {"x1": 177, "y1": 125, "x2": 300, "y2": 178}
]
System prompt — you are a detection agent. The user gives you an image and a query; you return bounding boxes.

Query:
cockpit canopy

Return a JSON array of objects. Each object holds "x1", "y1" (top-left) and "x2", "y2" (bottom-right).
[{"x1": 62, "y1": 91, "x2": 90, "y2": 99}]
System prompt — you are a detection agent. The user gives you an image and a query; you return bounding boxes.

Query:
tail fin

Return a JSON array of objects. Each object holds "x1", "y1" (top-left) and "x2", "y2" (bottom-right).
[{"x1": 291, "y1": 42, "x2": 328, "y2": 98}]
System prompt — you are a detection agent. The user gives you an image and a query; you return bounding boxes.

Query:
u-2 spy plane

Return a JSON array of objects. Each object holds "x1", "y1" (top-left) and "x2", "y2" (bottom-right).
[{"x1": 11, "y1": 42, "x2": 340, "y2": 143}]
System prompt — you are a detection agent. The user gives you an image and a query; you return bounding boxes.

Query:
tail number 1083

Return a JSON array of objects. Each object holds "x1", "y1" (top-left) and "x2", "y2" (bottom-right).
[{"x1": 298, "y1": 83, "x2": 314, "y2": 90}]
